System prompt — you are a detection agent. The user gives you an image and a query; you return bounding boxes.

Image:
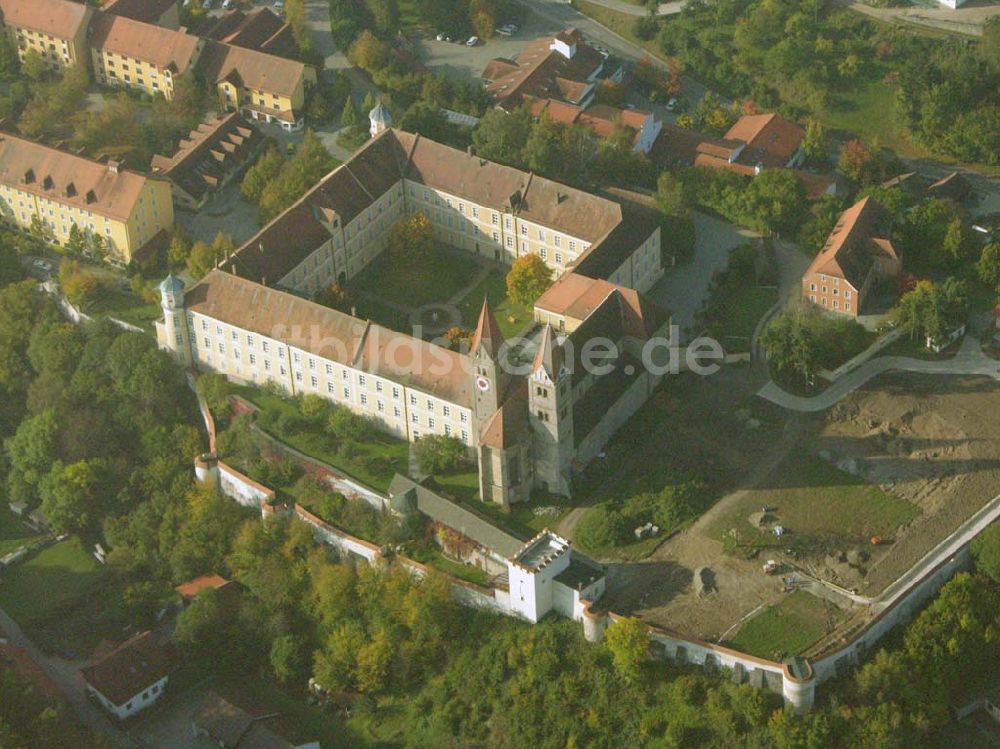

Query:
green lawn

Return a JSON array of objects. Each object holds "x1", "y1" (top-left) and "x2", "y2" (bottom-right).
[
  {"x1": 457, "y1": 270, "x2": 533, "y2": 339},
  {"x1": 415, "y1": 547, "x2": 492, "y2": 586},
  {"x1": 819, "y1": 79, "x2": 921, "y2": 157},
  {"x1": 232, "y1": 386, "x2": 410, "y2": 493},
  {"x1": 726, "y1": 590, "x2": 837, "y2": 660},
  {"x1": 352, "y1": 250, "x2": 482, "y2": 309},
  {"x1": 0, "y1": 537, "x2": 105, "y2": 623},
  {"x1": 353, "y1": 296, "x2": 411, "y2": 333},
  {"x1": 433, "y1": 469, "x2": 481, "y2": 503},
  {"x1": 706, "y1": 453, "x2": 920, "y2": 552},
  {"x1": 0, "y1": 505, "x2": 41, "y2": 557},
  {"x1": 573, "y1": 0, "x2": 666, "y2": 62},
  {"x1": 87, "y1": 287, "x2": 161, "y2": 330},
  {"x1": 706, "y1": 285, "x2": 778, "y2": 354}
]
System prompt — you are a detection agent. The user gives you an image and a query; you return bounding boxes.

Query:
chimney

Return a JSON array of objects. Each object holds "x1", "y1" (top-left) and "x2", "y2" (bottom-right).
[
  {"x1": 107, "y1": 160, "x2": 120, "y2": 174},
  {"x1": 466, "y1": 145, "x2": 473, "y2": 156},
  {"x1": 351, "y1": 305, "x2": 357, "y2": 317}
]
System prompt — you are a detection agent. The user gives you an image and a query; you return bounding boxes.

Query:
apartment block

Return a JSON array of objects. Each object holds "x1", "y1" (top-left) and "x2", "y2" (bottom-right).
[
  {"x1": 0, "y1": 133, "x2": 174, "y2": 262},
  {"x1": 0, "y1": 0, "x2": 91, "y2": 72}
]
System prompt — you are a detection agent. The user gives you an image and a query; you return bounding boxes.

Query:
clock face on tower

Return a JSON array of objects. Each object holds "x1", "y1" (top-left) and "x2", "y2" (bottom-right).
[{"x1": 476, "y1": 375, "x2": 490, "y2": 392}]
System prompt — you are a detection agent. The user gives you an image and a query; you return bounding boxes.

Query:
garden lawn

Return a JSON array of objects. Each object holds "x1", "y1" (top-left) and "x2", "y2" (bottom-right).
[
  {"x1": 433, "y1": 469, "x2": 481, "y2": 503},
  {"x1": 457, "y1": 270, "x2": 532, "y2": 339},
  {"x1": 0, "y1": 505, "x2": 40, "y2": 557},
  {"x1": 352, "y1": 250, "x2": 482, "y2": 309},
  {"x1": 707, "y1": 285, "x2": 778, "y2": 353},
  {"x1": 87, "y1": 287, "x2": 161, "y2": 330},
  {"x1": 726, "y1": 590, "x2": 836, "y2": 660},
  {"x1": 419, "y1": 548, "x2": 491, "y2": 587},
  {"x1": 819, "y1": 79, "x2": 920, "y2": 157},
  {"x1": 0, "y1": 537, "x2": 105, "y2": 624},
  {"x1": 706, "y1": 452, "x2": 919, "y2": 548},
  {"x1": 232, "y1": 386, "x2": 410, "y2": 493}
]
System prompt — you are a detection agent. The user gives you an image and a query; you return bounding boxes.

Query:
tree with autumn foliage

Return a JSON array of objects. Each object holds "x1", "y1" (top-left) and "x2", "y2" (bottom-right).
[
  {"x1": 506, "y1": 253, "x2": 553, "y2": 308},
  {"x1": 389, "y1": 213, "x2": 436, "y2": 270}
]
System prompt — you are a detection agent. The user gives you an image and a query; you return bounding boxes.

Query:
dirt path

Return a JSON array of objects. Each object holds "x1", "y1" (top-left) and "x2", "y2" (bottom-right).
[{"x1": 601, "y1": 413, "x2": 816, "y2": 639}]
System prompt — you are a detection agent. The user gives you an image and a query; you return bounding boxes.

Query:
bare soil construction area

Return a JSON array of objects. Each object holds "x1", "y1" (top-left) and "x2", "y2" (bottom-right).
[
  {"x1": 600, "y1": 370, "x2": 1000, "y2": 649},
  {"x1": 817, "y1": 372, "x2": 1000, "y2": 593}
]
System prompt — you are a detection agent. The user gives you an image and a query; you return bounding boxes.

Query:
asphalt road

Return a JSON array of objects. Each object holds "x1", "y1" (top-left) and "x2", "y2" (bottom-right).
[{"x1": 0, "y1": 605, "x2": 125, "y2": 745}]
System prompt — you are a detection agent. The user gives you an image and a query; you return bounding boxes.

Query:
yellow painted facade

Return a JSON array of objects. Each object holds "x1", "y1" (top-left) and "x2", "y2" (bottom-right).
[
  {"x1": 91, "y1": 42, "x2": 203, "y2": 100},
  {"x1": 218, "y1": 66, "x2": 314, "y2": 130},
  {"x1": 4, "y1": 13, "x2": 90, "y2": 72},
  {"x1": 0, "y1": 176, "x2": 173, "y2": 262}
]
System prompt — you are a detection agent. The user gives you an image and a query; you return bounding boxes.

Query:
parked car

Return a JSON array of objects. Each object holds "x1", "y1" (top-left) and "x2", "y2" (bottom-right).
[
  {"x1": 273, "y1": 0, "x2": 284, "y2": 9},
  {"x1": 495, "y1": 26, "x2": 513, "y2": 36},
  {"x1": 32, "y1": 259, "x2": 53, "y2": 273},
  {"x1": 222, "y1": 0, "x2": 233, "y2": 8},
  {"x1": 466, "y1": 36, "x2": 479, "y2": 46},
  {"x1": 666, "y1": 98, "x2": 678, "y2": 111},
  {"x1": 202, "y1": 0, "x2": 213, "y2": 8}
]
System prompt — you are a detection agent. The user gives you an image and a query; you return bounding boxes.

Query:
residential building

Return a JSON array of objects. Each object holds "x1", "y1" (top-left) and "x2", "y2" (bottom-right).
[
  {"x1": 101, "y1": 0, "x2": 180, "y2": 29},
  {"x1": 88, "y1": 9, "x2": 203, "y2": 99},
  {"x1": 151, "y1": 112, "x2": 265, "y2": 209},
  {"x1": 81, "y1": 632, "x2": 170, "y2": 720},
  {"x1": 0, "y1": 0, "x2": 313, "y2": 127},
  {"x1": 174, "y1": 573, "x2": 237, "y2": 604},
  {"x1": 202, "y1": 6, "x2": 298, "y2": 59},
  {"x1": 483, "y1": 28, "x2": 615, "y2": 111},
  {"x1": 198, "y1": 40, "x2": 316, "y2": 131},
  {"x1": 693, "y1": 112, "x2": 805, "y2": 176},
  {"x1": 529, "y1": 99, "x2": 662, "y2": 154},
  {"x1": 0, "y1": 132, "x2": 174, "y2": 262},
  {"x1": 0, "y1": 0, "x2": 92, "y2": 73},
  {"x1": 881, "y1": 170, "x2": 971, "y2": 203},
  {"x1": 157, "y1": 129, "x2": 668, "y2": 505},
  {"x1": 193, "y1": 691, "x2": 320, "y2": 748},
  {"x1": 801, "y1": 197, "x2": 901, "y2": 317}
]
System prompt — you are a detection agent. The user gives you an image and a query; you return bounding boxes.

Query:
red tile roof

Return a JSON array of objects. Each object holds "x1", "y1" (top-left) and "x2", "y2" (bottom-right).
[
  {"x1": 804, "y1": 197, "x2": 898, "y2": 289},
  {"x1": 0, "y1": 132, "x2": 157, "y2": 220},
  {"x1": 724, "y1": 113, "x2": 804, "y2": 169},
  {"x1": 0, "y1": 0, "x2": 89, "y2": 40},
  {"x1": 102, "y1": 0, "x2": 179, "y2": 26},
  {"x1": 198, "y1": 40, "x2": 310, "y2": 99},
  {"x1": 470, "y1": 298, "x2": 505, "y2": 359},
  {"x1": 174, "y1": 573, "x2": 231, "y2": 601},
  {"x1": 482, "y1": 28, "x2": 605, "y2": 109},
  {"x1": 204, "y1": 7, "x2": 298, "y2": 59},
  {"x1": 89, "y1": 10, "x2": 202, "y2": 74}
]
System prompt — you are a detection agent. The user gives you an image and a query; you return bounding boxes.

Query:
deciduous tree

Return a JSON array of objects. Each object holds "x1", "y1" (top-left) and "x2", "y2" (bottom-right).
[{"x1": 506, "y1": 253, "x2": 553, "y2": 308}]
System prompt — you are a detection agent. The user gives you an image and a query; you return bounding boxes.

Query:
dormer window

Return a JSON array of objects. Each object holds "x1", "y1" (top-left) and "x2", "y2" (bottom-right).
[
  {"x1": 42, "y1": 176, "x2": 53, "y2": 190},
  {"x1": 85, "y1": 189, "x2": 97, "y2": 204},
  {"x1": 23, "y1": 169, "x2": 34, "y2": 183},
  {"x1": 64, "y1": 182, "x2": 76, "y2": 198}
]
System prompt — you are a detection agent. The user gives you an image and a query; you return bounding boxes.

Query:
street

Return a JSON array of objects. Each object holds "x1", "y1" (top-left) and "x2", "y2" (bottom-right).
[{"x1": 0, "y1": 605, "x2": 125, "y2": 745}]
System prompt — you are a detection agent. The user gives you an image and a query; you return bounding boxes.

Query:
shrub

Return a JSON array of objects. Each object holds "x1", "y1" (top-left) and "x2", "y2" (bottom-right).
[{"x1": 414, "y1": 434, "x2": 468, "y2": 475}]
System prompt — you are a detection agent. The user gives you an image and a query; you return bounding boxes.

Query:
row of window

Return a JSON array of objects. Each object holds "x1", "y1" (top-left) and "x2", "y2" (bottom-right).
[
  {"x1": 809, "y1": 295, "x2": 852, "y2": 311},
  {"x1": 809, "y1": 283, "x2": 852, "y2": 300}
]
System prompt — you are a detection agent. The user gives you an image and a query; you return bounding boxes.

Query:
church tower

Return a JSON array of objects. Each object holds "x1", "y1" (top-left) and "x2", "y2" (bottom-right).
[
  {"x1": 528, "y1": 324, "x2": 574, "y2": 496},
  {"x1": 470, "y1": 298, "x2": 509, "y2": 426},
  {"x1": 369, "y1": 102, "x2": 392, "y2": 138},
  {"x1": 157, "y1": 274, "x2": 192, "y2": 367}
]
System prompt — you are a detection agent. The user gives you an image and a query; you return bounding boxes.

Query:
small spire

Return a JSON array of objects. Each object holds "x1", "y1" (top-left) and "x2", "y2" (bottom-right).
[
  {"x1": 532, "y1": 323, "x2": 564, "y2": 380},
  {"x1": 470, "y1": 297, "x2": 505, "y2": 358}
]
